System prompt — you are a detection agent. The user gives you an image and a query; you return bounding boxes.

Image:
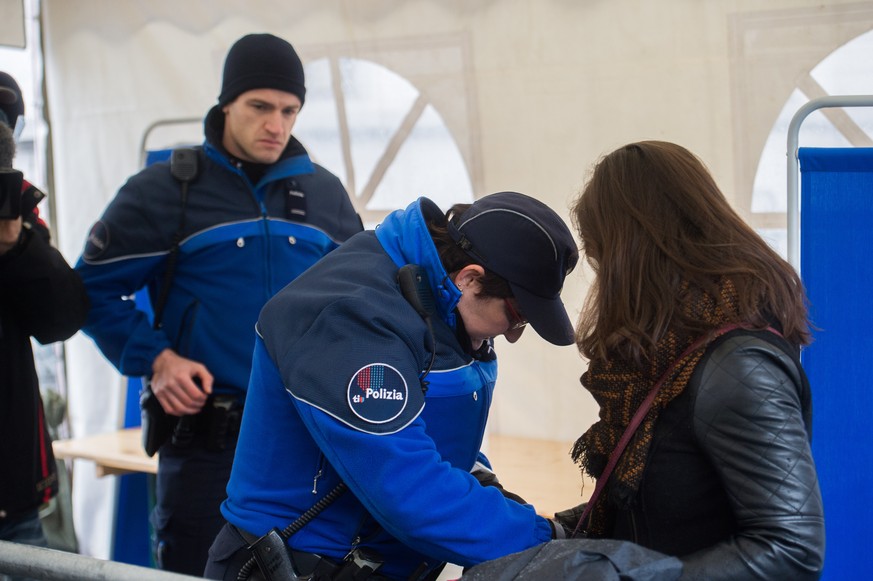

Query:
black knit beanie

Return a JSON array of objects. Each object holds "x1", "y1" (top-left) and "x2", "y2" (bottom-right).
[{"x1": 217, "y1": 33, "x2": 306, "y2": 107}]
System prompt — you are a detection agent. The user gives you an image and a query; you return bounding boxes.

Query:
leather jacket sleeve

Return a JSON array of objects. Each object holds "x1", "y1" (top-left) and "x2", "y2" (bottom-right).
[{"x1": 682, "y1": 335, "x2": 825, "y2": 580}]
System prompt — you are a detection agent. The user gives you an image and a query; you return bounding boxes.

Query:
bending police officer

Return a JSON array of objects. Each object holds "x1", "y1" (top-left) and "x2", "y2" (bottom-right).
[{"x1": 205, "y1": 192, "x2": 579, "y2": 580}]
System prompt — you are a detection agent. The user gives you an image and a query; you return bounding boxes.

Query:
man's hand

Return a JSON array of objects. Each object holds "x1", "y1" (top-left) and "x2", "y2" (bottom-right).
[
  {"x1": 150, "y1": 348, "x2": 213, "y2": 416},
  {"x1": 0, "y1": 217, "x2": 22, "y2": 255}
]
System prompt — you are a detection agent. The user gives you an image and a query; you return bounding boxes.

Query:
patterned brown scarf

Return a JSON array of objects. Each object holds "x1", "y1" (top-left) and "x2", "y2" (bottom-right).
[{"x1": 570, "y1": 277, "x2": 742, "y2": 536}]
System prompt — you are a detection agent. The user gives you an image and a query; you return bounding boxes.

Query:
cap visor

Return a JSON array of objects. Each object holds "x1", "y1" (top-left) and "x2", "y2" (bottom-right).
[{"x1": 510, "y1": 283, "x2": 575, "y2": 346}]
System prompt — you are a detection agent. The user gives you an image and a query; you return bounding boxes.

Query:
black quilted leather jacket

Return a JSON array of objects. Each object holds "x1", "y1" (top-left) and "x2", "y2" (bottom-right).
[{"x1": 610, "y1": 330, "x2": 825, "y2": 580}]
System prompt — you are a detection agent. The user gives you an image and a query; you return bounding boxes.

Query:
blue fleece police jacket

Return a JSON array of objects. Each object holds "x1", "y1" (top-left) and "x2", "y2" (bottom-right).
[
  {"x1": 76, "y1": 126, "x2": 362, "y2": 396},
  {"x1": 222, "y1": 198, "x2": 553, "y2": 579}
]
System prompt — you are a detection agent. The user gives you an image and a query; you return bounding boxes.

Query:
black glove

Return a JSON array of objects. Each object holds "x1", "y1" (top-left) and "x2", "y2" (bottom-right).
[
  {"x1": 471, "y1": 462, "x2": 528, "y2": 505},
  {"x1": 554, "y1": 502, "x2": 588, "y2": 538}
]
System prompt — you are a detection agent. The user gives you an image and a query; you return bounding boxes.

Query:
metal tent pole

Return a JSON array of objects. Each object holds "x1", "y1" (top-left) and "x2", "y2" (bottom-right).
[{"x1": 786, "y1": 94, "x2": 873, "y2": 271}]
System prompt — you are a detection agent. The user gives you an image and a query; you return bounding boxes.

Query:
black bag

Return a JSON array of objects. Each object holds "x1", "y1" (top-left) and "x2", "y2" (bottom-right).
[
  {"x1": 139, "y1": 379, "x2": 178, "y2": 457},
  {"x1": 460, "y1": 539, "x2": 683, "y2": 581}
]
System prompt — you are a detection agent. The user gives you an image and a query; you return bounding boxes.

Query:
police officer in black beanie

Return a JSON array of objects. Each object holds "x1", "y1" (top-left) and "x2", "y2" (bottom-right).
[{"x1": 75, "y1": 34, "x2": 362, "y2": 575}]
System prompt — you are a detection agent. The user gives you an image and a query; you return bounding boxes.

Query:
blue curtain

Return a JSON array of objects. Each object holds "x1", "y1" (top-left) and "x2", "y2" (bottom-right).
[{"x1": 800, "y1": 147, "x2": 873, "y2": 579}]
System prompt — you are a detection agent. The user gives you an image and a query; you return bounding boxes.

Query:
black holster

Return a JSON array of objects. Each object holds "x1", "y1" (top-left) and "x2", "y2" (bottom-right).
[{"x1": 140, "y1": 380, "x2": 177, "y2": 457}]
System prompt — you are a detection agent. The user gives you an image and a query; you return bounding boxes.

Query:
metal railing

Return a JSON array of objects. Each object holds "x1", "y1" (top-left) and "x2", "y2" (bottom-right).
[{"x1": 0, "y1": 540, "x2": 201, "y2": 581}]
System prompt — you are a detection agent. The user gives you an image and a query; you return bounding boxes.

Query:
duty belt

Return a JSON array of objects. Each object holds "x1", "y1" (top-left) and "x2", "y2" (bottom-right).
[
  {"x1": 171, "y1": 394, "x2": 243, "y2": 452},
  {"x1": 234, "y1": 524, "x2": 351, "y2": 579}
]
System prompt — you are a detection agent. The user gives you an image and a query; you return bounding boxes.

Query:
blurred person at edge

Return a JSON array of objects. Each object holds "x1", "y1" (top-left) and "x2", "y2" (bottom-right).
[
  {"x1": 0, "y1": 72, "x2": 89, "y2": 581},
  {"x1": 557, "y1": 140, "x2": 825, "y2": 580},
  {"x1": 204, "y1": 192, "x2": 579, "y2": 581},
  {"x1": 74, "y1": 34, "x2": 362, "y2": 575}
]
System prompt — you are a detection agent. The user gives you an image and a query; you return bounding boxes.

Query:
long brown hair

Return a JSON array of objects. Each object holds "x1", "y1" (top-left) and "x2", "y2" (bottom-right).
[{"x1": 572, "y1": 140, "x2": 810, "y2": 365}]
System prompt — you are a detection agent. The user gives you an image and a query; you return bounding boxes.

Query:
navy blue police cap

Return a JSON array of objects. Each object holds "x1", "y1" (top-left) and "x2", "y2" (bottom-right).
[{"x1": 448, "y1": 191, "x2": 579, "y2": 346}]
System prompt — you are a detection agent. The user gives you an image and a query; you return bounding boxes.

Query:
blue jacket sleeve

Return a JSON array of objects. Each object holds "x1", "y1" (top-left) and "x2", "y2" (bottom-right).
[
  {"x1": 75, "y1": 177, "x2": 173, "y2": 376},
  {"x1": 295, "y1": 402, "x2": 553, "y2": 568}
]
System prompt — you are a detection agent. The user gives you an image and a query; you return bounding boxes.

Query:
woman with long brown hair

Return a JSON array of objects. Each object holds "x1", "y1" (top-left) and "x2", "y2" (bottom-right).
[{"x1": 567, "y1": 141, "x2": 825, "y2": 579}]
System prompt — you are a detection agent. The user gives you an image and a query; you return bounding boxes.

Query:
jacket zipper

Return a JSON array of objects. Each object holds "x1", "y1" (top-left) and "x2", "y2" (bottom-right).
[{"x1": 311, "y1": 454, "x2": 327, "y2": 495}]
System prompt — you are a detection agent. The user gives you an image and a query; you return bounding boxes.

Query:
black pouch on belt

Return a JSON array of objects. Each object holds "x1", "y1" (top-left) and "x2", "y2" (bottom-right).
[
  {"x1": 249, "y1": 528, "x2": 299, "y2": 580},
  {"x1": 204, "y1": 395, "x2": 242, "y2": 452}
]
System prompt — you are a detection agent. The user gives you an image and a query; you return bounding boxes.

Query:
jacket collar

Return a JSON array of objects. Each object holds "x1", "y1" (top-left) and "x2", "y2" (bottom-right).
[{"x1": 375, "y1": 197, "x2": 463, "y2": 324}]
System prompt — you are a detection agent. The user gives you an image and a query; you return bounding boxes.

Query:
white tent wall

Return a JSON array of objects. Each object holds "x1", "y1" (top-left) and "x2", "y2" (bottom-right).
[{"x1": 38, "y1": 0, "x2": 871, "y2": 561}]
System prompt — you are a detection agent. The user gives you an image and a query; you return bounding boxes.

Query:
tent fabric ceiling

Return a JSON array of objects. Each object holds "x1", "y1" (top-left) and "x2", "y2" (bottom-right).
[{"x1": 0, "y1": 0, "x2": 25, "y2": 48}]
